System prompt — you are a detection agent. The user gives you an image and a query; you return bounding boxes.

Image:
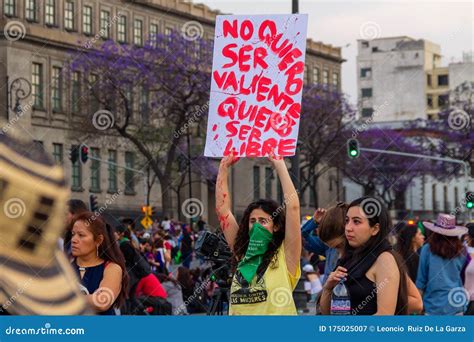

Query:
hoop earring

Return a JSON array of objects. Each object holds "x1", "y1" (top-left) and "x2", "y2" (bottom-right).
[{"x1": 96, "y1": 245, "x2": 99, "y2": 257}]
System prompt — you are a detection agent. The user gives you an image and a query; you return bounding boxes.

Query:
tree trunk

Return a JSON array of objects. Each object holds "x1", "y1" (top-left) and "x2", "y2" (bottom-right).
[{"x1": 160, "y1": 177, "x2": 173, "y2": 218}]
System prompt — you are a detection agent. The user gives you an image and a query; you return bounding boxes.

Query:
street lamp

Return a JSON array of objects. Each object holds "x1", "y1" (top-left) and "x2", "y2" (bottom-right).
[{"x1": 6, "y1": 76, "x2": 32, "y2": 120}]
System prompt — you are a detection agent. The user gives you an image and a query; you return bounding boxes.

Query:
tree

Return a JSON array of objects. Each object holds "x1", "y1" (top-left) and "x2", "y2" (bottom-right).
[
  {"x1": 297, "y1": 84, "x2": 355, "y2": 207},
  {"x1": 68, "y1": 30, "x2": 215, "y2": 216}
]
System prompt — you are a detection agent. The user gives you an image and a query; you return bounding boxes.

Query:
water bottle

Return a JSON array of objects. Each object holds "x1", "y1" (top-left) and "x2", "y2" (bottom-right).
[{"x1": 330, "y1": 280, "x2": 351, "y2": 315}]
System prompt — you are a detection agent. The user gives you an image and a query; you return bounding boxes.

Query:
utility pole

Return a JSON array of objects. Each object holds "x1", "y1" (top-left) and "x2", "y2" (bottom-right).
[{"x1": 290, "y1": 0, "x2": 300, "y2": 194}]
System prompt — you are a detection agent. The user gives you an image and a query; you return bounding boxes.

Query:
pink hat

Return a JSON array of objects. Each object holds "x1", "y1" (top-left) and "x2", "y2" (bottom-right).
[{"x1": 423, "y1": 214, "x2": 468, "y2": 237}]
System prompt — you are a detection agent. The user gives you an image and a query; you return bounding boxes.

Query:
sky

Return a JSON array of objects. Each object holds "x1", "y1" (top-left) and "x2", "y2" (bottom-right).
[{"x1": 196, "y1": 0, "x2": 473, "y2": 104}]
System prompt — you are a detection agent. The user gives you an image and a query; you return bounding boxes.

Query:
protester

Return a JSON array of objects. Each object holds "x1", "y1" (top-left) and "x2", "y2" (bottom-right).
[
  {"x1": 71, "y1": 212, "x2": 129, "y2": 315},
  {"x1": 0, "y1": 132, "x2": 90, "y2": 315},
  {"x1": 180, "y1": 225, "x2": 194, "y2": 269},
  {"x1": 161, "y1": 216, "x2": 172, "y2": 232},
  {"x1": 303, "y1": 264, "x2": 323, "y2": 302},
  {"x1": 301, "y1": 204, "x2": 347, "y2": 284},
  {"x1": 216, "y1": 152, "x2": 301, "y2": 315},
  {"x1": 395, "y1": 222, "x2": 425, "y2": 282},
  {"x1": 177, "y1": 266, "x2": 196, "y2": 304},
  {"x1": 416, "y1": 214, "x2": 468, "y2": 315},
  {"x1": 320, "y1": 197, "x2": 409, "y2": 315},
  {"x1": 464, "y1": 223, "x2": 474, "y2": 315},
  {"x1": 157, "y1": 274, "x2": 188, "y2": 315},
  {"x1": 63, "y1": 199, "x2": 88, "y2": 254}
]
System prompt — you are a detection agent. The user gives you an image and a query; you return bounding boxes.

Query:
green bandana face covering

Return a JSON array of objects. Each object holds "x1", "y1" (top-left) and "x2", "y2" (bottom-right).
[{"x1": 237, "y1": 222, "x2": 273, "y2": 283}]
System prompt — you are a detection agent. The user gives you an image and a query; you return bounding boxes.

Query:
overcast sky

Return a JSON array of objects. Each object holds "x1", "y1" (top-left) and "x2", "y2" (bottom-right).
[{"x1": 196, "y1": 0, "x2": 473, "y2": 104}]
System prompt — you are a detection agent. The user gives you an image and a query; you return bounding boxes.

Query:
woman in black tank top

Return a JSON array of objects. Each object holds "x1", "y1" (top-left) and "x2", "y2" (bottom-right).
[{"x1": 320, "y1": 197, "x2": 408, "y2": 315}]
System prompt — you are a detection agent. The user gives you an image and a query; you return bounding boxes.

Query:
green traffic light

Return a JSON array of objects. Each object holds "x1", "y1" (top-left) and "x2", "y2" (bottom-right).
[
  {"x1": 350, "y1": 150, "x2": 358, "y2": 157},
  {"x1": 467, "y1": 202, "x2": 474, "y2": 209}
]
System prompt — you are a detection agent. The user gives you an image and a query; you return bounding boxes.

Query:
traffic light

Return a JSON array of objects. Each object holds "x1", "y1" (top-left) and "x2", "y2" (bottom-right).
[
  {"x1": 347, "y1": 139, "x2": 360, "y2": 158},
  {"x1": 407, "y1": 219, "x2": 415, "y2": 225},
  {"x1": 80, "y1": 144, "x2": 89, "y2": 164},
  {"x1": 141, "y1": 205, "x2": 152, "y2": 216},
  {"x1": 466, "y1": 192, "x2": 474, "y2": 209},
  {"x1": 69, "y1": 145, "x2": 79, "y2": 163},
  {"x1": 151, "y1": 206, "x2": 156, "y2": 217},
  {"x1": 89, "y1": 194, "x2": 99, "y2": 212}
]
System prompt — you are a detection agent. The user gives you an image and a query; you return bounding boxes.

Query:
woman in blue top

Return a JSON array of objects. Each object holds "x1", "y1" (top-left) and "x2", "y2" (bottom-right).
[
  {"x1": 71, "y1": 212, "x2": 129, "y2": 315},
  {"x1": 416, "y1": 213, "x2": 468, "y2": 315}
]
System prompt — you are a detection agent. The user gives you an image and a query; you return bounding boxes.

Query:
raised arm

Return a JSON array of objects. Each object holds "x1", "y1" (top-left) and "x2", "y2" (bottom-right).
[
  {"x1": 269, "y1": 154, "x2": 301, "y2": 276},
  {"x1": 215, "y1": 154, "x2": 240, "y2": 251}
]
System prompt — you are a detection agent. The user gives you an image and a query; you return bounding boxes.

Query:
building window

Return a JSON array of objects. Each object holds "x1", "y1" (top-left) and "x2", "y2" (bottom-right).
[
  {"x1": 312, "y1": 67, "x2": 320, "y2": 84},
  {"x1": 51, "y1": 66, "x2": 63, "y2": 112},
  {"x1": 372, "y1": 47, "x2": 379, "y2": 52},
  {"x1": 360, "y1": 67, "x2": 371, "y2": 78},
  {"x1": 108, "y1": 150, "x2": 117, "y2": 192},
  {"x1": 124, "y1": 152, "x2": 135, "y2": 194},
  {"x1": 100, "y1": 10, "x2": 110, "y2": 39},
  {"x1": 83, "y1": 6, "x2": 92, "y2": 35},
  {"x1": 150, "y1": 23, "x2": 158, "y2": 39},
  {"x1": 454, "y1": 187, "x2": 459, "y2": 208},
  {"x1": 71, "y1": 145, "x2": 82, "y2": 191},
  {"x1": 134, "y1": 19, "x2": 143, "y2": 46},
  {"x1": 165, "y1": 27, "x2": 172, "y2": 36},
  {"x1": 427, "y1": 95, "x2": 433, "y2": 108},
  {"x1": 71, "y1": 71, "x2": 80, "y2": 114},
  {"x1": 438, "y1": 74, "x2": 448, "y2": 86},
  {"x1": 88, "y1": 73, "x2": 99, "y2": 113},
  {"x1": 45, "y1": 0, "x2": 55, "y2": 25},
  {"x1": 52, "y1": 143, "x2": 63, "y2": 164},
  {"x1": 265, "y1": 167, "x2": 273, "y2": 199},
  {"x1": 64, "y1": 1, "x2": 74, "y2": 30},
  {"x1": 304, "y1": 64, "x2": 309, "y2": 84},
  {"x1": 4, "y1": 0, "x2": 15, "y2": 16},
  {"x1": 332, "y1": 72, "x2": 339, "y2": 89},
  {"x1": 25, "y1": 0, "x2": 36, "y2": 21},
  {"x1": 361, "y1": 108, "x2": 374, "y2": 118},
  {"x1": 90, "y1": 148, "x2": 101, "y2": 192},
  {"x1": 253, "y1": 166, "x2": 260, "y2": 200},
  {"x1": 139, "y1": 86, "x2": 148, "y2": 121},
  {"x1": 361, "y1": 88, "x2": 372, "y2": 98},
  {"x1": 361, "y1": 41, "x2": 369, "y2": 48},
  {"x1": 427, "y1": 74, "x2": 432, "y2": 87},
  {"x1": 117, "y1": 15, "x2": 127, "y2": 43},
  {"x1": 438, "y1": 94, "x2": 449, "y2": 108},
  {"x1": 124, "y1": 84, "x2": 133, "y2": 114},
  {"x1": 432, "y1": 184, "x2": 437, "y2": 211},
  {"x1": 31, "y1": 63, "x2": 43, "y2": 108},
  {"x1": 277, "y1": 182, "x2": 283, "y2": 205},
  {"x1": 323, "y1": 69, "x2": 329, "y2": 85}
]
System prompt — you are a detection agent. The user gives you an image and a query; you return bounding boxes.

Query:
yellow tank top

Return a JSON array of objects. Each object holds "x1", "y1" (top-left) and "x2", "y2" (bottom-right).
[{"x1": 229, "y1": 242, "x2": 301, "y2": 315}]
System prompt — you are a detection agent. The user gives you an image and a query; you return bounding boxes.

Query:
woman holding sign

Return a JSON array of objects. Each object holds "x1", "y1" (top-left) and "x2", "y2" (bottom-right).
[{"x1": 215, "y1": 152, "x2": 301, "y2": 315}]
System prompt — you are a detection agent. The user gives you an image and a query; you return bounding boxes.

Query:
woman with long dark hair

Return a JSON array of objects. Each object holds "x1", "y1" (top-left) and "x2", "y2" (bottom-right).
[
  {"x1": 216, "y1": 152, "x2": 301, "y2": 315},
  {"x1": 320, "y1": 197, "x2": 409, "y2": 315},
  {"x1": 416, "y1": 214, "x2": 468, "y2": 315},
  {"x1": 70, "y1": 212, "x2": 129, "y2": 315},
  {"x1": 395, "y1": 222, "x2": 425, "y2": 282}
]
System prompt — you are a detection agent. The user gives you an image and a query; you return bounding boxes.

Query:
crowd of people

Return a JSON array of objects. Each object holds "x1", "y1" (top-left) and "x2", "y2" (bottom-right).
[{"x1": 1, "y1": 132, "x2": 473, "y2": 317}]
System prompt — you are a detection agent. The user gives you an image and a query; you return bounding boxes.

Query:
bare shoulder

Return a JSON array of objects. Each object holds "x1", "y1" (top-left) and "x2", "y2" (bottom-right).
[
  {"x1": 376, "y1": 252, "x2": 398, "y2": 271},
  {"x1": 104, "y1": 262, "x2": 122, "y2": 275}
]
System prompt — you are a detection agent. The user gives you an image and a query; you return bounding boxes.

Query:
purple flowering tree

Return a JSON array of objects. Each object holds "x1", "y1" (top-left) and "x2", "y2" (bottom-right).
[
  {"x1": 67, "y1": 31, "x2": 216, "y2": 216},
  {"x1": 297, "y1": 84, "x2": 355, "y2": 207}
]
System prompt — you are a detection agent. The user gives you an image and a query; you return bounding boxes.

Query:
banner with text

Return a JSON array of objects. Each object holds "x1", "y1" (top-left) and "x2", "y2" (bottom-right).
[{"x1": 204, "y1": 14, "x2": 308, "y2": 157}]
